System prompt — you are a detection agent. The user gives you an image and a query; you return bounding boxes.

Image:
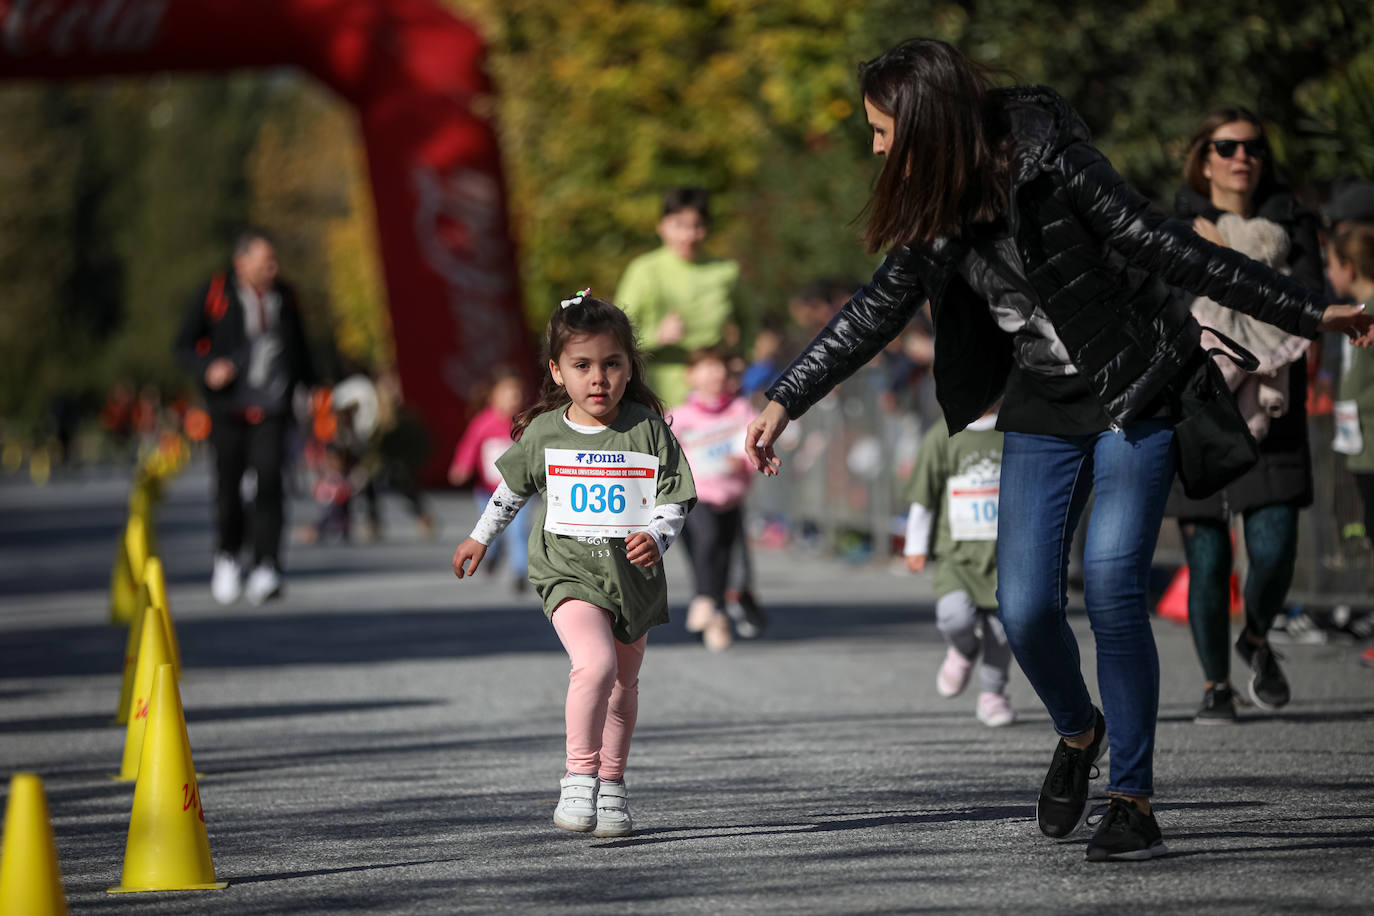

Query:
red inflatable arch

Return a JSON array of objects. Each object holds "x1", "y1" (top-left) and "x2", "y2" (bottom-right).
[{"x1": 0, "y1": 0, "x2": 534, "y2": 477}]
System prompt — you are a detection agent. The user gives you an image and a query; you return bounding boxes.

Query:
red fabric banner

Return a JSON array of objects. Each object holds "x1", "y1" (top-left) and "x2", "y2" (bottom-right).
[{"x1": 0, "y1": 0, "x2": 534, "y2": 480}]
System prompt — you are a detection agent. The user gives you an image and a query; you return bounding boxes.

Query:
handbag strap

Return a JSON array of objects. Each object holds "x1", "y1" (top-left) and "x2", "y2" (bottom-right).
[{"x1": 1196, "y1": 324, "x2": 1260, "y2": 373}]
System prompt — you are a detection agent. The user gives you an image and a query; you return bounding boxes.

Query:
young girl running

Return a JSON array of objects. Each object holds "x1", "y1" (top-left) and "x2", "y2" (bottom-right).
[{"x1": 451, "y1": 291, "x2": 696, "y2": 838}]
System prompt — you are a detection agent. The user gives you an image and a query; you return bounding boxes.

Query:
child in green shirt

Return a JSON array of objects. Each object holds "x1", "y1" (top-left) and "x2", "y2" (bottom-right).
[
  {"x1": 452, "y1": 292, "x2": 696, "y2": 839},
  {"x1": 904, "y1": 411, "x2": 1015, "y2": 727},
  {"x1": 615, "y1": 188, "x2": 742, "y2": 406}
]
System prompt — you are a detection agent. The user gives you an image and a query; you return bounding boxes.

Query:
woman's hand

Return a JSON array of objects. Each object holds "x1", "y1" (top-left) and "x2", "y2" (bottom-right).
[
  {"x1": 624, "y1": 531, "x2": 661, "y2": 567},
  {"x1": 1192, "y1": 217, "x2": 1225, "y2": 247},
  {"x1": 451, "y1": 538, "x2": 487, "y2": 578},
  {"x1": 1318, "y1": 303, "x2": 1374, "y2": 346},
  {"x1": 744, "y1": 400, "x2": 790, "y2": 476}
]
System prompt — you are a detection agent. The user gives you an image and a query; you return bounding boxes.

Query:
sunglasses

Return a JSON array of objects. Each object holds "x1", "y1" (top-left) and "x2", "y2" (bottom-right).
[{"x1": 1208, "y1": 138, "x2": 1267, "y2": 160}]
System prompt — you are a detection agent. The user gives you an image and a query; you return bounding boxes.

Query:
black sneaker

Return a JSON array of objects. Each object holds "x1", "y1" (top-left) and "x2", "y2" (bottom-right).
[
  {"x1": 1235, "y1": 636, "x2": 1291, "y2": 710},
  {"x1": 1194, "y1": 683, "x2": 1238, "y2": 725},
  {"x1": 1037, "y1": 707, "x2": 1106, "y2": 838},
  {"x1": 1085, "y1": 797, "x2": 1168, "y2": 862}
]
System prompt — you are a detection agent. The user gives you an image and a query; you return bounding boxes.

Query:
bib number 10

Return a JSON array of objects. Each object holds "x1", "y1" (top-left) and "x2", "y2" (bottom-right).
[{"x1": 569, "y1": 483, "x2": 626, "y2": 514}]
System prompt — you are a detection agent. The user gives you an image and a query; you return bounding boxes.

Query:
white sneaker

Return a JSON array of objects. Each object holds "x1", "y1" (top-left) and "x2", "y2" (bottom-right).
[
  {"x1": 211, "y1": 553, "x2": 242, "y2": 605},
  {"x1": 244, "y1": 563, "x2": 283, "y2": 606},
  {"x1": 976, "y1": 691, "x2": 1016, "y2": 727},
  {"x1": 936, "y1": 646, "x2": 974, "y2": 697},
  {"x1": 594, "y1": 779, "x2": 632, "y2": 837},
  {"x1": 553, "y1": 773, "x2": 597, "y2": 832}
]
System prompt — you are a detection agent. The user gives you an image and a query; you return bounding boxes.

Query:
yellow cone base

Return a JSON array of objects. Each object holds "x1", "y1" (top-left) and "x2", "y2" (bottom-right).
[{"x1": 108, "y1": 881, "x2": 227, "y2": 893}]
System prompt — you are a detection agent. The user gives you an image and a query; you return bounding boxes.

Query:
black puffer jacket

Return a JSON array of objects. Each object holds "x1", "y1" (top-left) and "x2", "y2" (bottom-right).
[
  {"x1": 1164, "y1": 186, "x2": 1321, "y2": 517},
  {"x1": 765, "y1": 87, "x2": 1327, "y2": 435}
]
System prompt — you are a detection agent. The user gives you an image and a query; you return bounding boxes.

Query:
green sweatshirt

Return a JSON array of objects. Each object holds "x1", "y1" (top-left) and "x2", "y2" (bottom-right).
[
  {"x1": 904, "y1": 418, "x2": 1003, "y2": 609},
  {"x1": 496, "y1": 401, "x2": 696, "y2": 643},
  {"x1": 614, "y1": 246, "x2": 741, "y2": 406}
]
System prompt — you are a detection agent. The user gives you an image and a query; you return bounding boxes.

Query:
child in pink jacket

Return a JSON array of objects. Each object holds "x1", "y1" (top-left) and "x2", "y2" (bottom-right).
[{"x1": 669, "y1": 347, "x2": 767, "y2": 649}]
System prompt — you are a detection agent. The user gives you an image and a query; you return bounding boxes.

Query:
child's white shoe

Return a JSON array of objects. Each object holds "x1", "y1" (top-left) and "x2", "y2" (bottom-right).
[
  {"x1": 593, "y1": 779, "x2": 633, "y2": 837},
  {"x1": 554, "y1": 773, "x2": 598, "y2": 832},
  {"x1": 976, "y1": 691, "x2": 1016, "y2": 727},
  {"x1": 936, "y1": 646, "x2": 974, "y2": 697}
]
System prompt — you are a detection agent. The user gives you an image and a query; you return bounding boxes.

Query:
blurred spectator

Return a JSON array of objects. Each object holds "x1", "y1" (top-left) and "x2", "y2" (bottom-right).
[
  {"x1": 669, "y1": 347, "x2": 766, "y2": 650},
  {"x1": 174, "y1": 228, "x2": 318, "y2": 606},
  {"x1": 368, "y1": 370, "x2": 437, "y2": 540},
  {"x1": 740, "y1": 319, "x2": 786, "y2": 400},
  {"x1": 615, "y1": 187, "x2": 742, "y2": 406},
  {"x1": 100, "y1": 379, "x2": 136, "y2": 460},
  {"x1": 1325, "y1": 181, "x2": 1374, "y2": 236},
  {"x1": 1326, "y1": 225, "x2": 1374, "y2": 545},
  {"x1": 1167, "y1": 108, "x2": 1324, "y2": 723},
  {"x1": 301, "y1": 444, "x2": 354, "y2": 544},
  {"x1": 449, "y1": 367, "x2": 530, "y2": 591}
]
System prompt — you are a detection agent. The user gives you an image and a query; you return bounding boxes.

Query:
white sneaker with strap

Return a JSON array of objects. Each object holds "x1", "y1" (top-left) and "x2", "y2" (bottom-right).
[
  {"x1": 594, "y1": 779, "x2": 633, "y2": 837},
  {"x1": 553, "y1": 773, "x2": 597, "y2": 832}
]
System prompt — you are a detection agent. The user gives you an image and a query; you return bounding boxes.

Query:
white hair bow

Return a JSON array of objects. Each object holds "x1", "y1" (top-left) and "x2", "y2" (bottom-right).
[{"x1": 560, "y1": 288, "x2": 591, "y2": 309}]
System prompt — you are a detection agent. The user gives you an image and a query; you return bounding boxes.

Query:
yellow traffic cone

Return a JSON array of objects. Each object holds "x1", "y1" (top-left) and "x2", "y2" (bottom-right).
[
  {"x1": 142, "y1": 558, "x2": 182, "y2": 674},
  {"x1": 108, "y1": 533, "x2": 138, "y2": 626},
  {"x1": 124, "y1": 514, "x2": 148, "y2": 598},
  {"x1": 108, "y1": 665, "x2": 226, "y2": 893},
  {"x1": 112, "y1": 578, "x2": 150, "y2": 725},
  {"x1": 0, "y1": 773, "x2": 68, "y2": 915},
  {"x1": 114, "y1": 604, "x2": 173, "y2": 782}
]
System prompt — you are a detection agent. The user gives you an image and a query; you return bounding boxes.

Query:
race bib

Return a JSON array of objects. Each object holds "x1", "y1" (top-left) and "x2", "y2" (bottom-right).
[
  {"x1": 947, "y1": 467, "x2": 999, "y2": 542},
  {"x1": 1333, "y1": 400, "x2": 1364, "y2": 456},
  {"x1": 543, "y1": 448, "x2": 658, "y2": 537},
  {"x1": 677, "y1": 418, "x2": 744, "y2": 480}
]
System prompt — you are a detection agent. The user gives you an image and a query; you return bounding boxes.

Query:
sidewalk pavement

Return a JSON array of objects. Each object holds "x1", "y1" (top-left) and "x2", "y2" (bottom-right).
[{"x1": 1, "y1": 466, "x2": 1371, "y2": 914}]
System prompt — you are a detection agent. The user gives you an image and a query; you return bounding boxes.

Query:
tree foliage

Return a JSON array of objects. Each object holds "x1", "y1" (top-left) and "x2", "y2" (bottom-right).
[{"x1": 0, "y1": 0, "x2": 1370, "y2": 437}]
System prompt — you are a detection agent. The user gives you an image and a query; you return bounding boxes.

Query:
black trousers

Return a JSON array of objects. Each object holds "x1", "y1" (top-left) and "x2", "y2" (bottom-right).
[
  {"x1": 681, "y1": 503, "x2": 742, "y2": 608},
  {"x1": 210, "y1": 412, "x2": 288, "y2": 567}
]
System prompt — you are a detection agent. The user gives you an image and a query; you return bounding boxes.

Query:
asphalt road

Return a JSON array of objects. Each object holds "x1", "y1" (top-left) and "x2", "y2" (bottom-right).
[{"x1": 1, "y1": 465, "x2": 1371, "y2": 914}]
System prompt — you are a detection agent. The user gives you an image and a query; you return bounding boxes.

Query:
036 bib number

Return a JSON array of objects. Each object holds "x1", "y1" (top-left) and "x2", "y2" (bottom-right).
[{"x1": 544, "y1": 448, "x2": 658, "y2": 537}]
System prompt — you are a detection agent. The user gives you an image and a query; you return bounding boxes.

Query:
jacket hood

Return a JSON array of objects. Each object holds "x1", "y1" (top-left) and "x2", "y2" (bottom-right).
[{"x1": 992, "y1": 85, "x2": 1092, "y2": 184}]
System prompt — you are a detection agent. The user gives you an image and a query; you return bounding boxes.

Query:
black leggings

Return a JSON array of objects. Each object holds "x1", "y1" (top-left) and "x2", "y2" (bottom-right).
[
  {"x1": 210, "y1": 413, "x2": 288, "y2": 567},
  {"x1": 1179, "y1": 503, "x2": 1298, "y2": 684},
  {"x1": 680, "y1": 503, "x2": 742, "y2": 608}
]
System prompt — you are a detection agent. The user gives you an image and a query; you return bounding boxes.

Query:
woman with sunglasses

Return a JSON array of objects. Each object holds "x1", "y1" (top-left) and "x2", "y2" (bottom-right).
[
  {"x1": 744, "y1": 38, "x2": 1372, "y2": 862},
  {"x1": 1168, "y1": 109, "x2": 1325, "y2": 726}
]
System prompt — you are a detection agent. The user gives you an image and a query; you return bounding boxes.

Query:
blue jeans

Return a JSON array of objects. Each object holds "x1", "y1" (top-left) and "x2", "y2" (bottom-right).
[
  {"x1": 996, "y1": 419, "x2": 1175, "y2": 797},
  {"x1": 475, "y1": 487, "x2": 531, "y2": 577}
]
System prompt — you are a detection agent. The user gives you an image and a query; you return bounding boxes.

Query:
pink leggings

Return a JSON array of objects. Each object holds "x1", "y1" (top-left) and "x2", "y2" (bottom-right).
[{"x1": 551, "y1": 599, "x2": 647, "y2": 781}]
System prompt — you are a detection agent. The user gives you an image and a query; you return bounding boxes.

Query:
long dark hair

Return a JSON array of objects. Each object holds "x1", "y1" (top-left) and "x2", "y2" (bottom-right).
[
  {"x1": 858, "y1": 38, "x2": 1012, "y2": 253},
  {"x1": 1181, "y1": 107, "x2": 1290, "y2": 205},
  {"x1": 512, "y1": 296, "x2": 665, "y2": 438}
]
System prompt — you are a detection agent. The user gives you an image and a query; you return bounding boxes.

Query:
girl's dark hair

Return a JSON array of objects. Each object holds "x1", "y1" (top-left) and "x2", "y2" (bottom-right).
[
  {"x1": 661, "y1": 187, "x2": 711, "y2": 223},
  {"x1": 512, "y1": 296, "x2": 665, "y2": 438},
  {"x1": 1182, "y1": 107, "x2": 1289, "y2": 203},
  {"x1": 858, "y1": 38, "x2": 1012, "y2": 252},
  {"x1": 1332, "y1": 224, "x2": 1374, "y2": 283}
]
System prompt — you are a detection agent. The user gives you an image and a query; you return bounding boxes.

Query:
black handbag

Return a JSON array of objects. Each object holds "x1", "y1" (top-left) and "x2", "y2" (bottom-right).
[{"x1": 1172, "y1": 328, "x2": 1261, "y2": 499}]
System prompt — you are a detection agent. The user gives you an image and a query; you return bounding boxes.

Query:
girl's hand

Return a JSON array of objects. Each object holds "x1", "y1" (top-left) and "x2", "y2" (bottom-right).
[
  {"x1": 624, "y1": 531, "x2": 661, "y2": 567},
  {"x1": 744, "y1": 400, "x2": 789, "y2": 475},
  {"x1": 905, "y1": 554, "x2": 927, "y2": 573},
  {"x1": 452, "y1": 538, "x2": 487, "y2": 578},
  {"x1": 1319, "y1": 303, "x2": 1374, "y2": 346}
]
